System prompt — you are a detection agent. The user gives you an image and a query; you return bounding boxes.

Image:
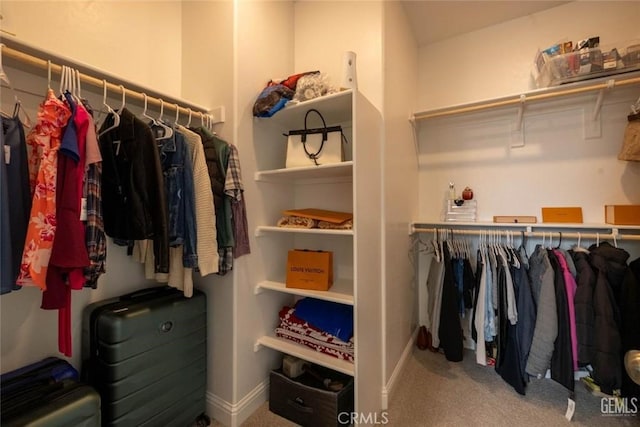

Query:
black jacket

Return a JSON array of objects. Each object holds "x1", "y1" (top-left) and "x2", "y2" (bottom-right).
[
  {"x1": 548, "y1": 250, "x2": 574, "y2": 392},
  {"x1": 571, "y1": 250, "x2": 596, "y2": 366},
  {"x1": 99, "y1": 109, "x2": 169, "y2": 273},
  {"x1": 588, "y1": 242, "x2": 629, "y2": 395},
  {"x1": 620, "y1": 257, "x2": 640, "y2": 398}
]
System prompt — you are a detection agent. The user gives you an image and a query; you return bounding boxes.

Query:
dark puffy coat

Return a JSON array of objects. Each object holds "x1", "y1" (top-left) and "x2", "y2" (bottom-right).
[
  {"x1": 620, "y1": 257, "x2": 640, "y2": 398},
  {"x1": 571, "y1": 250, "x2": 596, "y2": 366},
  {"x1": 588, "y1": 242, "x2": 630, "y2": 395}
]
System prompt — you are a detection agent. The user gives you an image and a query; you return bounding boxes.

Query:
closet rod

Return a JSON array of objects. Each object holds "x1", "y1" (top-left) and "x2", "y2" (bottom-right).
[
  {"x1": 413, "y1": 74, "x2": 640, "y2": 121},
  {"x1": 412, "y1": 227, "x2": 640, "y2": 241},
  {"x1": 1, "y1": 41, "x2": 214, "y2": 120}
]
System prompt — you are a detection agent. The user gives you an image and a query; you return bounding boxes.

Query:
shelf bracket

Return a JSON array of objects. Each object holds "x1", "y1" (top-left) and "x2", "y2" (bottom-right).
[
  {"x1": 510, "y1": 94, "x2": 526, "y2": 148},
  {"x1": 584, "y1": 79, "x2": 614, "y2": 139},
  {"x1": 409, "y1": 115, "x2": 419, "y2": 167}
]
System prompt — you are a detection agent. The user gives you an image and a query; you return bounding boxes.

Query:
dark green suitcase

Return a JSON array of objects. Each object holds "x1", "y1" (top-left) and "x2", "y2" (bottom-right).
[
  {"x1": 81, "y1": 286, "x2": 209, "y2": 426},
  {"x1": 1, "y1": 380, "x2": 101, "y2": 427}
]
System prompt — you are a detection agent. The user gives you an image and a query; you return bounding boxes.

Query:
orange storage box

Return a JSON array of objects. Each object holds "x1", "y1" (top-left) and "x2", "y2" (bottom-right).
[
  {"x1": 286, "y1": 250, "x2": 333, "y2": 291},
  {"x1": 604, "y1": 205, "x2": 640, "y2": 225},
  {"x1": 541, "y1": 207, "x2": 583, "y2": 223}
]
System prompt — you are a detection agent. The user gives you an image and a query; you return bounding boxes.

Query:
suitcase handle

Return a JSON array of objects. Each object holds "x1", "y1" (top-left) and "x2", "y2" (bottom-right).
[{"x1": 119, "y1": 286, "x2": 175, "y2": 301}]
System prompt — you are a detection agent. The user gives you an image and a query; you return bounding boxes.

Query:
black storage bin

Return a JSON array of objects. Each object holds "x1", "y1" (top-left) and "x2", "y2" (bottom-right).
[{"x1": 269, "y1": 367, "x2": 354, "y2": 427}]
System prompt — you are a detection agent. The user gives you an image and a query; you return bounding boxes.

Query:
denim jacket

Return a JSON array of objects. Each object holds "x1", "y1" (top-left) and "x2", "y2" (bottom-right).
[{"x1": 153, "y1": 124, "x2": 197, "y2": 269}]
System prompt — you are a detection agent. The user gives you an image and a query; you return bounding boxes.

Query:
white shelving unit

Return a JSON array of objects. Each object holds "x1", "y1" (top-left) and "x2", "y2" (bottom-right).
[{"x1": 251, "y1": 89, "x2": 384, "y2": 413}]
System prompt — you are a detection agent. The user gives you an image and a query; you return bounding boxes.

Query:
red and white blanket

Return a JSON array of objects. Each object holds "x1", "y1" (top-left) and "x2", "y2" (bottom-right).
[{"x1": 276, "y1": 306, "x2": 354, "y2": 363}]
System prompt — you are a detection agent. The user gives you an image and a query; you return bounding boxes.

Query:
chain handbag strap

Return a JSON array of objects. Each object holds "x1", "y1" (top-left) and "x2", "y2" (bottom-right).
[{"x1": 302, "y1": 109, "x2": 327, "y2": 165}]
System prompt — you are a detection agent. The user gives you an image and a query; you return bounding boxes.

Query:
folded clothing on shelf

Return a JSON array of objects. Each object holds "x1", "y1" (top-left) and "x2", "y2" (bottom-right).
[
  {"x1": 277, "y1": 215, "x2": 353, "y2": 230},
  {"x1": 276, "y1": 306, "x2": 354, "y2": 363},
  {"x1": 294, "y1": 298, "x2": 354, "y2": 342}
]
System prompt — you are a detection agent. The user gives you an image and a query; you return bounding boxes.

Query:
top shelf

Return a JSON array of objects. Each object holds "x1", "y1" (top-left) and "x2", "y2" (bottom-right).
[
  {"x1": 256, "y1": 89, "x2": 353, "y2": 127},
  {"x1": 412, "y1": 71, "x2": 640, "y2": 122}
]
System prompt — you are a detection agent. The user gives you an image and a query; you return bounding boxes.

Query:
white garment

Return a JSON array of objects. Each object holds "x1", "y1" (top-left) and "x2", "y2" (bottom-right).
[
  {"x1": 427, "y1": 255, "x2": 445, "y2": 348},
  {"x1": 474, "y1": 247, "x2": 487, "y2": 366}
]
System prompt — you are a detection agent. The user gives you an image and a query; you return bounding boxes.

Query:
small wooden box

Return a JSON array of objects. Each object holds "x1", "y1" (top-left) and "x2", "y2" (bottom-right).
[
  {"x1": 541, "y1": 207, "x2": 583, "y2": 223},
  {"x1": 605, "y1": 205, "x2": 640, "y2": 225}
]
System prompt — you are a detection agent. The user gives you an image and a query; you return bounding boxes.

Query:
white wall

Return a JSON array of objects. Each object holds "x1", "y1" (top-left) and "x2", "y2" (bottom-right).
[
  {"x1": 418, "y1": 1, "x2": 640, "y2": 110},
  {"x1": 416, "y1": 1, "x2": 640, "y2": 260},
  {"x1": 381, "y1": 0, "x2": 419, "y2": 396},
  {"x1": 293, "y1": 0, "x2": 384, "y2": 111},
  {"x1": 0, "y1": 0, "x2": 186, "y2": 374},
  {"x1": 0, "y1": 0, "x2": 183, "y2": 98},
  {"x1": 181, "y1": 0, "x2": 236, "y2": 413},
  {"x1": 233, "y1": 1, "x2": 296, "y2": 425}
]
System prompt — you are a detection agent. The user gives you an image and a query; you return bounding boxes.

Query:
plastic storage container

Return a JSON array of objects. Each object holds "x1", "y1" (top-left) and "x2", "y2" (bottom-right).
[{"x1": 534, "y1": 40, "x2": 640, "y2": 88}]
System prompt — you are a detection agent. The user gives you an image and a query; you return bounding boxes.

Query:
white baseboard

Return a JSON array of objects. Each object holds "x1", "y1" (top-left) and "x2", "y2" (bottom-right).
[
  {"x1": 207, "y1": 379, "x2": 269, "y2": 427},
  {"x1": 381, "y1": 327, "x2": 419, "y2": 410}
]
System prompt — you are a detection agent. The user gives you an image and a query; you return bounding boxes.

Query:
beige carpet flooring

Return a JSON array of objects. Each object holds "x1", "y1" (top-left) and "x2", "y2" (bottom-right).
[{"x1": 217, "y1": 348, "x2": 638, "y2": 426}]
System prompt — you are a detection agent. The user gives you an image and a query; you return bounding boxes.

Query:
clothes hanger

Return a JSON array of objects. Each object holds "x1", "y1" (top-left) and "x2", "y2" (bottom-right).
[
  {"x1": 98, "y1": 84, "x2": 124, "y2": 138},
  {"x1": 141, "y1": 93, "x2": 158, "y2": 125},
  {"x1": 95, "y1": 79, "x2": 119, "y2": 129},
  {"x1": 571, "y1": 232, "x2": 589, "y2": 253},
  {"x1": 174, "y1": 103, "x2": 180, "y2": 125},
  {"x1": 186, "y1": 108, "x2": 192, "y2": 128},
  {"x1": 155, "y1": 99, "x2": 174, "y2": 140},
  {"x1": 555, "y1": 231, "x2": 562, "y2": 249},
  {"x1": 0, "y1": 44, "x2": 32, "y2": 127}
]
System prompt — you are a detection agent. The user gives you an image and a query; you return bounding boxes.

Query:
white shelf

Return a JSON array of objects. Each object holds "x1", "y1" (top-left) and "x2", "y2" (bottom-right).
[
  {"x1": 255, "y1": 226, "x2": 353, "y2": 237},
  {"x1": 255, "y1": 279, "x2": 354, "y2": 306},
  {"x1": 412, "y1": 221, "x2": 640, "y2": 232},
  {"x1": 262, "y1": 89, "x2": 353, "y2": 127},
  {"x1": 412, "y1": 71, "x2": 640, "y2": 121},
  {"x1": 254, "y1": 161, "x2": 353, "y2": 182},
  {"x1": 255, "y1": 334, "x2": 354, "y2": 376}
]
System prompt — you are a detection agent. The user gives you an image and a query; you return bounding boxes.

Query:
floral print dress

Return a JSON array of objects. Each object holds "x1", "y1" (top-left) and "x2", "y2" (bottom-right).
[{"x1": 17, "y1": 89, "x2": 71, "y2": 290}]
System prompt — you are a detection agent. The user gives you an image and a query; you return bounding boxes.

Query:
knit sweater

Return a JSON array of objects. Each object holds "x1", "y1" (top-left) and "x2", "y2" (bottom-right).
[{"x1": 178, "y1": 125, "x2": 219, "y2": 276}]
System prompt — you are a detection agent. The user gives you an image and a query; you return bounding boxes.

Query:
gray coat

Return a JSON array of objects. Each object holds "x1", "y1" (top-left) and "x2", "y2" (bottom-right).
[{"x1": 525, "y1": 245, "x2": 557, "y2": 377}]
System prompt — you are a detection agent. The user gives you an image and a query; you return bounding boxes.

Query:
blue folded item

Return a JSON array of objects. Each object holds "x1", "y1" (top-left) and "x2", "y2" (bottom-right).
[{"x1": 294, "y1": 298, "x2": 353, "y2": 342}]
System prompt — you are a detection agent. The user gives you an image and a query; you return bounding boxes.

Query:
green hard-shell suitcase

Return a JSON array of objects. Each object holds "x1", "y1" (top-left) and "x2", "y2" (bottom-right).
[
  {"x1": 81, "y1": 286, "x2": 209, "y2": 426},
  {"x1": 1, "y1": 380, "x2": 101, "y2": 427}
]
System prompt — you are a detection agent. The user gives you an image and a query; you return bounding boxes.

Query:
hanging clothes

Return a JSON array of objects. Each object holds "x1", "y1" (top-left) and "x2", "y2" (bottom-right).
[
  {"x1": 17, "y1": 89, "x2": 71, "y2": 289},
  {"x1": 82, "y1": 108, "x2": 106, "y2": 288},
  {"x1": 142, "y1": 122, "x2": 198, "y2": 297},
  {"x1": 472, "y1": 246, "x2": 488, "y2": 365},
  {"x1": 525, "y1": 245, "x2": 557, "y2": 378},
  {"x1": 495, "y1": 247, "x2": 526, "y2": 395},
  {"x1": 98, "y1": 108, "x2": 169, "y2": 274},
  {"x1": 193, "y1": 127, "x2": 234, "y2": 274},
  {"x1": 513, "y1": 248, "x2": 536, "y2": 386},
  {"x1": 224, "y1": 143, "x2": 250, "y2": 258},
  {"x1": 620, "y1": 257, "x2": 640, "y2": 399},
  {"x1": 176, "y1": 125, "x2": 219, "y2": 276},
  {"x1": 553, "y1": 249, "x2": 578, "y2": 371},
  {"x1": 571, "y1": 250, "x2": 596, "y2": 366},
  {"x1": 547, "y1": 249, "x2": 574, "y2": 392},
  {"x1": 1, "y1": 111, "x2": 30, "y2": 294},
  {"x1": 587, "y1": 242, "x2": 627, "y2": 395},
  {"x1": 438, "y1": 244, "x2": 464, "y2": 362}
]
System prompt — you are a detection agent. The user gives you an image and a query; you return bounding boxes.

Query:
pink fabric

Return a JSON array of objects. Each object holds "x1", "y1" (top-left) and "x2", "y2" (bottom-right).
[{"x1": 553, "y1": 250, "x2": 578, "y2": 371}]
